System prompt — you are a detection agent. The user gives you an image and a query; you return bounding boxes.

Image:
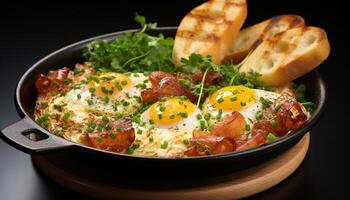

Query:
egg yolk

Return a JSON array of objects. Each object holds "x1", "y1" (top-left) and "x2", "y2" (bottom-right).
[
  {"x1": 89, "y1": 73, "x2": 131, "y2": 99},
  {"x1": 149, "y1": 97, "x2": 196, "y2": 126},
  {"x1": 209, "y1": 86, "x2": 256, "y2": 111}
]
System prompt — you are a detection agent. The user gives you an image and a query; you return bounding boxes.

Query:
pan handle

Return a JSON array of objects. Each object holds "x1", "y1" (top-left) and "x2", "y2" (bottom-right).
[{"x1": 0, "y1": 116, "x2": 73, "y2": 154}]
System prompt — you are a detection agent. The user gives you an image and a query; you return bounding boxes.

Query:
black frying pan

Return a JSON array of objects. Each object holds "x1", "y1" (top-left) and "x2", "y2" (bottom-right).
[{"x1": 0, "y1": 27, "x2": 326, "y2": 185}]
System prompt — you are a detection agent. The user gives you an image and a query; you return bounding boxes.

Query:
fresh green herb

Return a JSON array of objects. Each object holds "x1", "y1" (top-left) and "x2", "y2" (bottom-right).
[
  {"x1": 102, "y1": 115, "x2": 109, "y2": 123},
  {"x1": 121, "y1": 80, "x2": 128, "y2": 85},
  {"x1": 245, "y1": 124, "x2": 251, "y2": 131},
  {"x1": 53, "y1": 104, "x2": 63, "y2": 111},
  {"x1": 295, "y1": 84, "x2": 306, "y2": 102},
  {"x1": 274, "y1": 104, "x2": 281, "y2": 112},
  {"x1": 87, "y1": 99, "x2": 94, "y2": 105},
  {"x1": 159, "y1": 105, "x2": 166, "y2": 112},
  {"x1": 63, "y1": 112, "x2": 71, "y2": 121},
  {"x1": 102, "y1": 96, "x2": 110, "y2": 104},
  {"x1": 87, "y1": 123, "x2": 96, "y2": 133},
  {"x1": 240, "y1": 101, "x2": 246, "y2": 106},
  {"x1": 41, "y1": 102, "x2": 48, "y2": 109},
  {"x1": 89, "y1": 87, "x2": 96, "y2": 93},
  {"x1": 36, "y1": 114, "x2": 49, "y2": 124},
  {"x1": 267, "y1": 133, "x2": 278, "y2": 142},
  {"x1": 204, "y1": 113, "x2": 211, "y2": 121},
  {"x1": 77, "y1": 93, "x2": 82, "y2": 100},
  {"x1": 74, "y1": 67, "x2": 81, "y2": 74},
  {"x1": 114, "y1": 82, "x2": 123, "y2": 91},
  {"x1": 50, "y1": 91, "x2": 58, "y2": 96},
  {"x1": 177, "y1": 111, "x2": 188, "y2": 118},
  {"x1": 271, "y1": 119, "x2": 278, "y2": 127},
  {"x1": 196, "y1": 114, "x2": 202, "y2": 120},
  {"x1": 260, "y1": 97, "x2": 272, "y2": 109},
  {"x1": 149, "y1": 136, "x2": 154, "y2": 142},
  {"x1": 161, "y1": 141, "x2": 168, "y2": 149},
  {"x1": 109, "y1": 132, "x2": 116, "y2": 139},
  {"x1": 106, "y1": 124, "x2": 113, "y2": 131},
  {"x1": 83, "y1": 13, "x2": 175, "y2": 73},
  {"x1": 217, "y1": 97, "x2": 224, "y2": 104},
  {"x1": 97, "y1": 124, "x2": 104, "y2": 132},
  {"x1": 256, "y1": 112, "x2": 263, "y2": 120},
  {"x1": 302, "y1": 102, "x2": 314, "y2": 112},
  {"x1": 183, "y1": 139, "x2": 190, "y2": 145},
  {"x1": 126, "y1": 143, "x2": 140, "y2": 154}
]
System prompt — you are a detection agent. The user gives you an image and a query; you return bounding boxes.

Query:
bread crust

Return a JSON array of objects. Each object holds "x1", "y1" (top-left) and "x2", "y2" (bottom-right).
[
  {"x1": 240, "y1": 26, "x2": 330, "y2": 86},
  {"x1": 225, "y1": 15, "x2": 305, "y2": 63}
]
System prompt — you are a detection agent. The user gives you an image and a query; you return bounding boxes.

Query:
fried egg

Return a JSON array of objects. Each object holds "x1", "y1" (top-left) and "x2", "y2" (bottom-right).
[
  {"x1": 50, "y1": 72, "x2": 150, "y2": 124},
  {"x1": 202, "y1": 85, "x2": 280, "y2": 127},
  {"x1": 132, "y1": 97, "x2": 205, "y2": 157}
]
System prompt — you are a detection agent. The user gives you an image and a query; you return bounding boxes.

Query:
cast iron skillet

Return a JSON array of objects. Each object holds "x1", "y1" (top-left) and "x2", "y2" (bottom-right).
[{"x1": 0, "y1": 27, "x2": 326, "y2": 185}]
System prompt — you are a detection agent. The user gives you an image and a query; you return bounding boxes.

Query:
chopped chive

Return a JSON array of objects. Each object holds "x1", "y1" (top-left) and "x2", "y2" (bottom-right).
[
  {"x1": 267, "y1": 133, "x2": 278, "y2": 142},
  {"x1": 77, "y1": 93, "x2": 82, "y2": 100},
  {"x1": 63, "y1": 112, "x2": 71, "y2": 121},
  {"x1": 96, "y1": 137, "x2": 103, "y2": 143},
  {"x1": 106, "y1": 124, "x2": 113, "y2": 131},
  {"x1": 271, "y1": 119, "x2": 278, "y2": 127},
  {"x1": 87, "y1": 99, "x2": 94, "y2": 105},
  {"x1": 196, "y1": 114, "x2": 202, "y2": 120},
  {"x1": 137, "y1": 129, "x2": 142, "y2": 135},
  {"x1": 240, "y1": 101, "x2": 246, "y2": 106},
  {"x1": 87, "y1": 123, "x2": 96, "y2": 133},
  {"x1": 149, "y1": 136, "x2": 154, "y2": 142},
  {"x1": 102, "y1": 96, "x2": 110, "y2": 104},
  {"x1": 109, "y1": 132, "x2": 116, "y2": 139},
  {"x1": 114, "y1": 82, "x2": 122, "y2": 91},
  {"x1": 169, "y1": 114, "x2": 175, "y2": 119},
  {"x1": 158, "y1": 113, "x2": 163, "y2": 119},
  {"x1": 97, "y1": 124, "x2": 104, "y2": 132},
  {"x1": 183, "y1": 139, "x2": 190, "y2": 145},
  {"x1": 89, "y1": 87, "x2": 96, "y2": 93},
  {"x1": 256, "y1": 112, "x2": 263, "y2": 120},
  {"x1": 217, "y1": 97, "x2": 224, "y2": 104},
  {"x1": 102, "y1": 115, "x2": 109, "y2": 123},
  {"x1": 149, "y1": 119, "x2": 154, "y2": 124},
  {"x1": 121, "y1": 80, "x2": 128, "y2": 85},
  {"x1": 177, "y1": 112, "x2": 188, "y2": 118},
  {"x1": 230, "y1": 96, "x2": 237, "y2": 102},
  {"x1": 274, "y1": 104, "x2": 281, "y2": 112},
  {"x1": 161, "y1": 141, "x2": 168, "y2": 149},
  {"x1": 50, "y1": 91, "x2": 58, "y2": 96},
  {"x1": 204, "y1": 113, "x2": 211, "y2": 121},
  {"x1": 245, "y1": 124, "x2": 251, "y2": 131},
  {"x1": 41, "y1": 102, "x2": 48, "y2": 108},
  {"x1": 159, "y1": 105, "x2": 166, "y2": 112}
]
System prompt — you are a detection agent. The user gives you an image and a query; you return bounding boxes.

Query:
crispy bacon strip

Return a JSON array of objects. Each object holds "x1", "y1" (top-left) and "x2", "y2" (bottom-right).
[
  {"x1": 141, "y1": 71, "x2": 198, "y2": 103},
  {"x1": 185, "y1": 112, "x2": 245, "y2": 157},
  {"x1": 211, "y1": 112, "x2": 246, "y2": 139},
  {"x1": 236, "y1": 129, "x2": 267, "y2": 151},
  {"x1": 88, "y1": 118, "x2": 135, "y2": 153},
  {"x1": 253, "y1": 93, "x2": 308, "y2": 136},
  {"x1": 184, "y1": 135, "x2": 236, "y2": 156},
  {"x1": 35, "y1": 67, "x2": 73, "y2": 96}
]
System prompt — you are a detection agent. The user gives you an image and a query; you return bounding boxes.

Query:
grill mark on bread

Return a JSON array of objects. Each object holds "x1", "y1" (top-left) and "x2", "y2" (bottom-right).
[
  {"x1": 176, "y1": 30, "x2": 220, "y2": 42},
  {"x1": 187, "y1": 12, "x2": 232, "y2": 25}
]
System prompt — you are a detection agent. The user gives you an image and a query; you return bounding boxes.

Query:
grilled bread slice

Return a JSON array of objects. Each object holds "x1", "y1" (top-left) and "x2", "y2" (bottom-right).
[
  {"x1": 240, "y1": 26, "x2": 330, "y2": 86},
  {"x1": 225, "y1": 15, "x2": 305, "y2": 63},
  {"x1": 172, "y1": 0, "x2": 247, "y2": 64}
]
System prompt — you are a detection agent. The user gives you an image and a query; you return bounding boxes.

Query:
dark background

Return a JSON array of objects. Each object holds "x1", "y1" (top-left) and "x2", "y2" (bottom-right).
[{"x1": 0, "y1": 1, "x2": 345, "y2": 199}]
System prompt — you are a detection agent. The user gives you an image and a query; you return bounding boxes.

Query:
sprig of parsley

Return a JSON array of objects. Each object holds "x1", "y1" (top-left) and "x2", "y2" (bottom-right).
[
  {"x1": 83, "y1": 13, "x2": 175, "y2": 73},
  {"x1": 179, "y1": 53, "x2": 266, "y2": 107}
]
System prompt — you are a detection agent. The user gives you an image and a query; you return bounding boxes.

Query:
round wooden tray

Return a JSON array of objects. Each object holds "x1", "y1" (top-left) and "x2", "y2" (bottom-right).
[{"x1": 32, "y1": 133, "x2": 310, "y2": 200}]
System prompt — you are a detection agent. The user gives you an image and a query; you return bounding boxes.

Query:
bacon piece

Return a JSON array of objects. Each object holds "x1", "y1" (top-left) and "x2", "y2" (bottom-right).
[
  {"x1": 236, "y1": 129, "x2": 267, "y2": 151},
  {"x1": 184, "y1": 135, "x2": 236, "y2": 157},
  {"x1": 87, "y1": 118, "x2": 135, "y2": 153},
  {"x1": 35, "y1": 67, "x2": 73, "y2": 96},
  {"x1": 211, "y1": 112, "x2": 246, "y2": 139},
  {"x1": 253, "y1": 93, "x2": 307, "y2": 136},
  {"x1": 141, "y1": 71, "x2": 198, "y2": 103}
]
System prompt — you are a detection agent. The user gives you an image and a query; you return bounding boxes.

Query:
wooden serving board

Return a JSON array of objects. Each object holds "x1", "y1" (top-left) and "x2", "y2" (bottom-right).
[{"x1": 32, "y1": 133, "x2": 310, "y2": 200}]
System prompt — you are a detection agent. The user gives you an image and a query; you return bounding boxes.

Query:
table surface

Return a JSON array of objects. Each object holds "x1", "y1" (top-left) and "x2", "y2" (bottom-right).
[{"x1": 0, "y1": 1, "x2": 345, "y2": 199}]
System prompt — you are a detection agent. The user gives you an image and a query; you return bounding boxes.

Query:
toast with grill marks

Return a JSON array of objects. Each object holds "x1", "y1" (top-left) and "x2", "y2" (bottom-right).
[
  {"x1": 172, "y1": 0, "x2": 247, "y2": 64},
  {"x1": 240, "y1": 26, "x2": 330, "y2": 86},
  {"x1": 225, "y1": 15, "x2": 305, "y2": 63}
]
